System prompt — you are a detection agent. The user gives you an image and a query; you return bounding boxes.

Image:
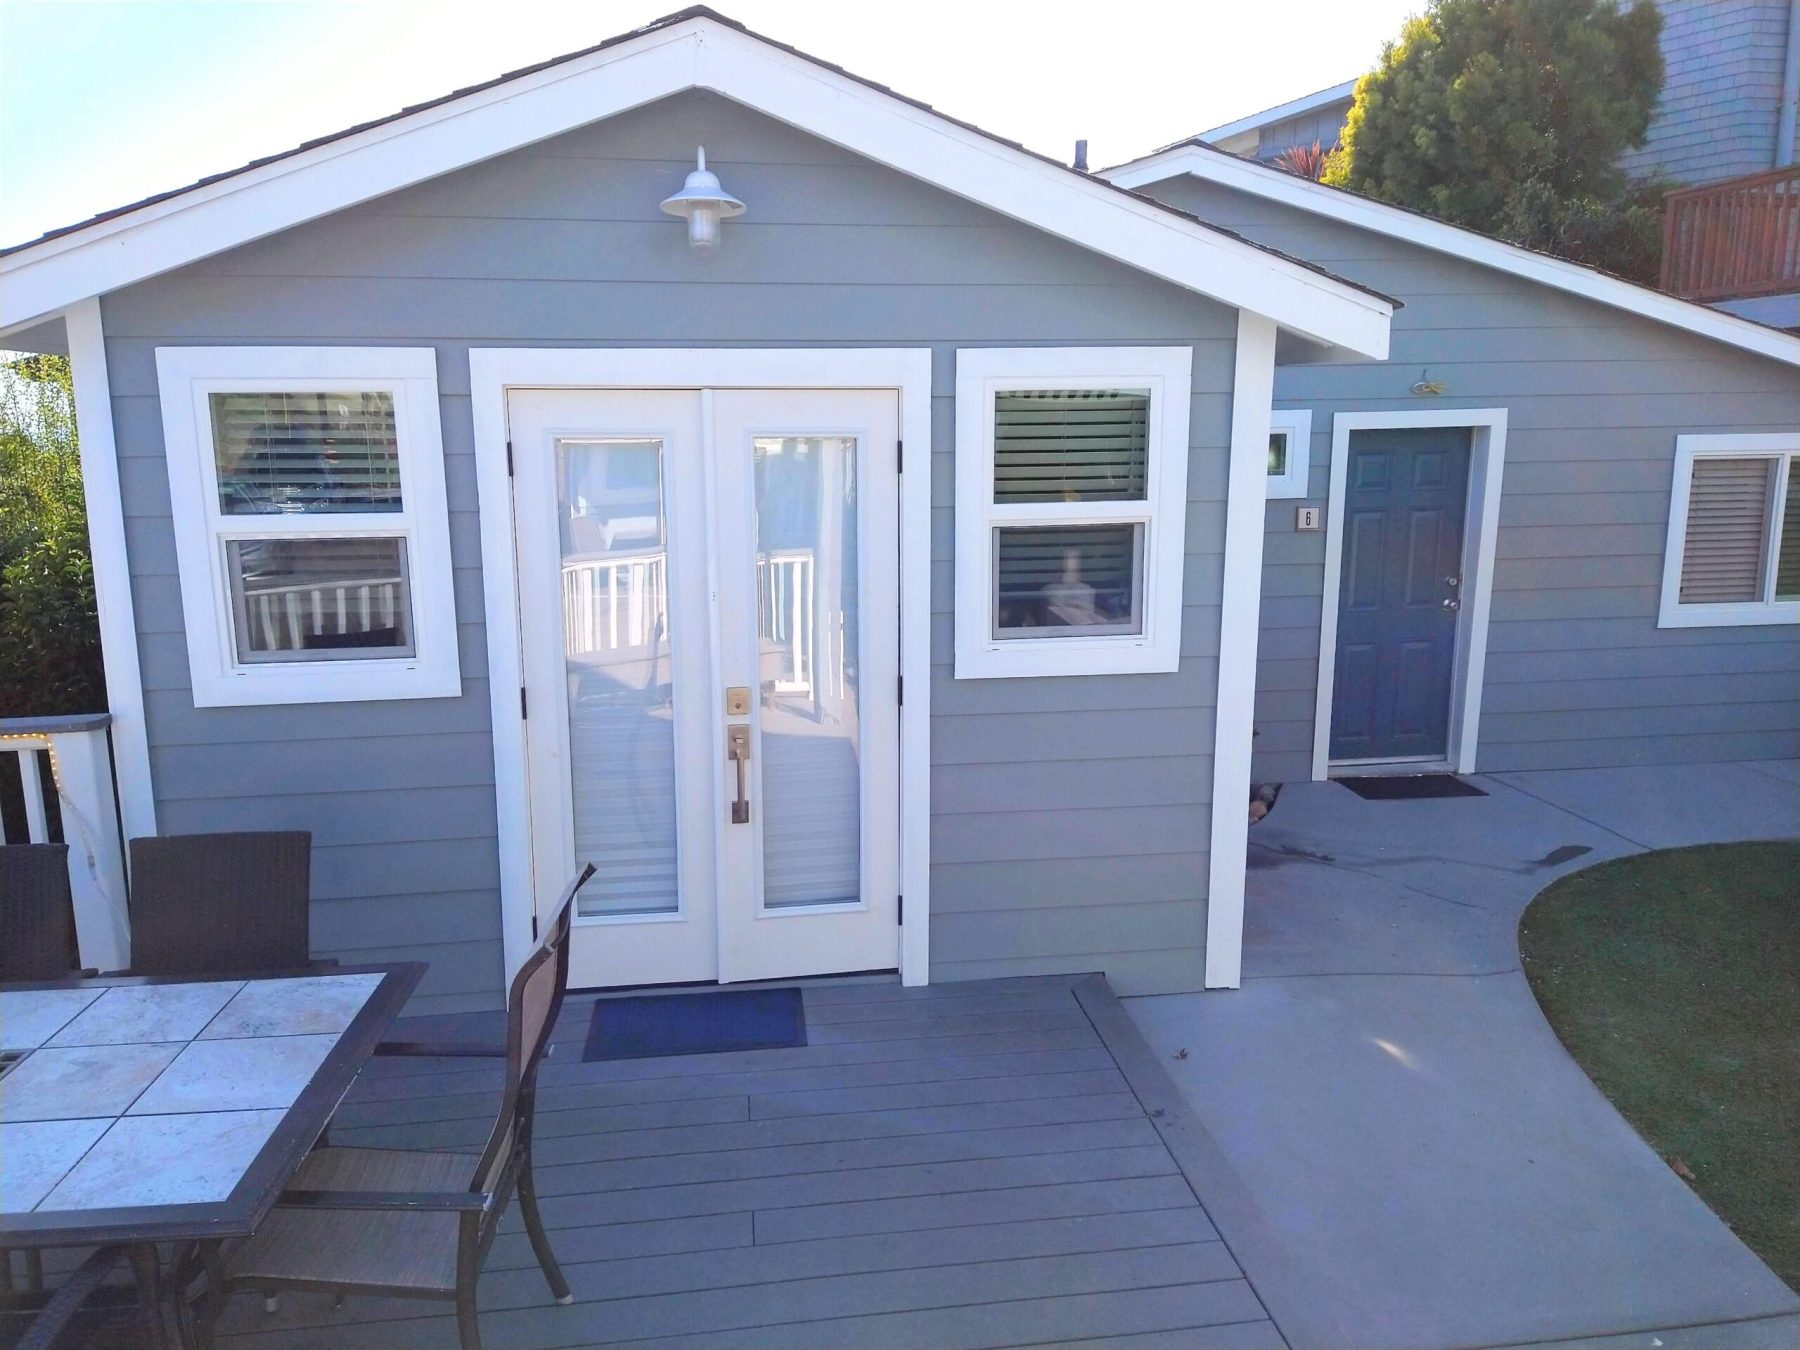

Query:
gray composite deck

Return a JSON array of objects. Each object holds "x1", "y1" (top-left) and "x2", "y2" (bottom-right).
[{"x1": 209, "y1": 973, "x2": 1284, "y2": 1350}]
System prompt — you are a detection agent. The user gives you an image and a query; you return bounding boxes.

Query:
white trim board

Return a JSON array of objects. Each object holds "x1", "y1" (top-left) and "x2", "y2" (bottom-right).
[
  {"x1": 0, "y1": 16, "x2": 1391, "y2": 359},
  {"x1": 1312, "y1": 408, "x2": 1507, "y2": 782},
  {"x1": 1205, "y1": 313, "x2": 1278, "y2": 990},
  {"x1": 468, "y1": 347, "x2": 934, "y2": 988},
  {"x1": 1658, "y1": 433, "x2": 1800, "y2": 629},
  {"x1": 64, "y1": 299, "x2": 157, "y2": 848},
  {"x1": 1100, "y1": 142, "x2": 1800, "y2": 370}
]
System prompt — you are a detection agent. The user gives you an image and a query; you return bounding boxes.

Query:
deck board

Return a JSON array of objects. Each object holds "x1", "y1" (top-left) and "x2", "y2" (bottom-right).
[{"x1": 212, "y1": 976, "x2": 1285, "y2": 1349}]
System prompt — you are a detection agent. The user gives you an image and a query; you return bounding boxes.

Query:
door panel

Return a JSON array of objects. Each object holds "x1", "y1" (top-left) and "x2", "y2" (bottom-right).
[
  {"x1": 511, "y1": 391, "x2": 715, "y2": 988},
  {"x1": 711, "y1": 390, "x2": 899, "y2": 984},
  {"x1": 511, "y1": 385, "x2": 899, "y2": 989},
  {"x1": 1329, "y1": 427, "x2": 1472, "y2": 763}
]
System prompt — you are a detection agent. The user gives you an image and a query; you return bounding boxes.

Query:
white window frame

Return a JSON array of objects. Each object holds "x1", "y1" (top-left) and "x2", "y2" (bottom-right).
[
  {"x1": 155, "y1": 346, "x2": 460, "y2": 706},
  {"x1": 954, "y1": 347, "x2": 1193, "y2": 679},
  {"x1": 1658, "y1": 433, "x2": 1800, "y2": 630},
  {"x1": 1266, "y1": 407, "x2": 1312, "y2": 499}
]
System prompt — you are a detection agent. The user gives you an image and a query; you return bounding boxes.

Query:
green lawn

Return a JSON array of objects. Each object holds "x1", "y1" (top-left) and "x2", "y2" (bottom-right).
[{"x1": 1519, "y1": 841, "x2": 1800, "y2": 1294}]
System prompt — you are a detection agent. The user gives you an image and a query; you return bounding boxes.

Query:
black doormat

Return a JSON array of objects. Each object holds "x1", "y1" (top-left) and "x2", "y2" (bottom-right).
[
  {"x1": 1340, "y1": 774, "x2": 1487, "y2": 800},
  {"x1": 583, "y1": 987, "x2": 806, "y2": 1061}
]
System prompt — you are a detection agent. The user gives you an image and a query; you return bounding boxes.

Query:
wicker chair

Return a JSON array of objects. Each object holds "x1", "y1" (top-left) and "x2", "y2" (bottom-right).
[
  {"x1": 214, "y1": 865, "x2": 595, "y2": 1350},
  {"x1": 0, "y1": 845, "x2": 81, "y2": 983},
  {"x1": 126, "y1": 831, "x2": 314, "y2": 976}
]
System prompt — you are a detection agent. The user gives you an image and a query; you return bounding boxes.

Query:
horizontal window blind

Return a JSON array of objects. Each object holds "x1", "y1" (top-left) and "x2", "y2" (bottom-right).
[
  {"x1": 993, "y1": 390, "x2": 1149, "y2": 503},
  {"x1": 1679, "y1": 456, "x2": 1772, "y2": 604},
  {"x1": 1778, "y1": 460, "x2": 1800, "y2": 601},
  {"x1": 211, "y1": 392, "x2": 402, "y2": 515}
]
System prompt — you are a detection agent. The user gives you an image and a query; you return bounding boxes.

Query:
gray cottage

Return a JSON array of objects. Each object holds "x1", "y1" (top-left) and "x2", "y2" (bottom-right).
[{"x1": 2, "y1": 9, "x2": 1795, "y2": 1016}]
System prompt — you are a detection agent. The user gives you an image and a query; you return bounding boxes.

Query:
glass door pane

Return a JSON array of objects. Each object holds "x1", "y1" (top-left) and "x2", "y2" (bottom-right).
[
  {"x1": 558, "y1": 439, "x2": 679, "y2": 917},
  {"x1": 753, "y1": 435, "x2": 860, "y2": 908}
]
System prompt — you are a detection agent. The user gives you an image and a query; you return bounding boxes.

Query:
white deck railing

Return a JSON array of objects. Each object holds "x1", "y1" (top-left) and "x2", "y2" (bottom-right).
[
  {"x1": 246, "y1": 575, "x2": 405, "y2": 652},
  {"x1": 559, "y1": 550, "x2": 827, "y2": 699},
  {"x1": 0, "y1": 713, "x2": 131, "y2": 970}
]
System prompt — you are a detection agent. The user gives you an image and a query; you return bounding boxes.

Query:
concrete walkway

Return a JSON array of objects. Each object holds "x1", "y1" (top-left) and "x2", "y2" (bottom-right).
[{"x1": 1127, "y1": 760, "x2": 1800, "y2": 1350}]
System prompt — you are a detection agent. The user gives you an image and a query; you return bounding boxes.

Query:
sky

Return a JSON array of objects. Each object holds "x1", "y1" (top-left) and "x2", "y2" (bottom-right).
[{"x1": 0, "y1": 0, "x2": 1422, "y2": 250}]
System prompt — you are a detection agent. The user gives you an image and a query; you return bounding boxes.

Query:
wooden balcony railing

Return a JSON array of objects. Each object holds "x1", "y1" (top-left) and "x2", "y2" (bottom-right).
[{"x1": 1660, "y1": 165, "x2": 1800, "y2": 303}]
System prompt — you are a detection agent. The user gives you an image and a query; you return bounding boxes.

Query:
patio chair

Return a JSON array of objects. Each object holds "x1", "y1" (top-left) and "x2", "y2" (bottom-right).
[
  {"x1": 212, "y1": 864, "x2": 596, "y2": 1350},
  {"x1": 126, "y1": 831, "x2": 316, "y2": 976},
  {"x1": 0, "y1": 845, "x2": 81, "y2": 983}
]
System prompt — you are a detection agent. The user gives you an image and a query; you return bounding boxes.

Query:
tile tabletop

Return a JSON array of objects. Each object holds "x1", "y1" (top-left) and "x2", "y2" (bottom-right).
[{"x1": 0, "y1": 971, "x2": 387, "y2": 1219}]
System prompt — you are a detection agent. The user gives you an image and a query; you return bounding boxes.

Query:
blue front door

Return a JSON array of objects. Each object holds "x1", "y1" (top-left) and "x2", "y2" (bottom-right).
[{"x1": 1329, "y1": 427, "x2": 1471, "y2": 763}]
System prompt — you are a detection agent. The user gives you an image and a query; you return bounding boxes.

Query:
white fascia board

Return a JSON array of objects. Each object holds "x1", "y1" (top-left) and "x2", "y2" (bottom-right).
[
  {"x1": 0, "y1": 27, "x2": 701, "y2": 330},
  {"x1": 693, "y1": 31, "x2": 1391, "y2": 357},
  {"x1": 1102, "y1": 144, "x2": 1800, "y2": 369},
  {"x1": 0, "y1": 19, "x2": 1391, "y2": 358}
]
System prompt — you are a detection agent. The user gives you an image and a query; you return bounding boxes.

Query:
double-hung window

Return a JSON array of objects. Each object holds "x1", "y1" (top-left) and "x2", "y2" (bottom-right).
[
  {"x1": 955, "y1": 348, "x2": 1192, "y2": 678},
  {"x1": 1658, "y1": 433, "x2": 1800, "y2": 629},
  {"x1": 156, "y1": 347, "x2": 460, "y2": 705}
]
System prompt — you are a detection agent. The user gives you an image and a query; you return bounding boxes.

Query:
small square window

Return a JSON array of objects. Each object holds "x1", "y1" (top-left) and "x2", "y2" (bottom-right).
[{"x1": 1266, "y1": 409, "x2": 1312, "y2": 499}]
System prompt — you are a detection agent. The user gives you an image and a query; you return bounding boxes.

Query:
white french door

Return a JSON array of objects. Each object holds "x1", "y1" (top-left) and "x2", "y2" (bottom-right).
[{"x1": 509, "y1": 387, "x2": 900, "y2": 988}]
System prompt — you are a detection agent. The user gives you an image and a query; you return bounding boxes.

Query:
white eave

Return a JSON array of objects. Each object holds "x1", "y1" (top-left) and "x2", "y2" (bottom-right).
[
  {"x1": 0, "y1": 11, "x2": 1393, "y2": 359},
  {"x1": 1101, "y1": 140, "x2": 1800, "y2": 369}
]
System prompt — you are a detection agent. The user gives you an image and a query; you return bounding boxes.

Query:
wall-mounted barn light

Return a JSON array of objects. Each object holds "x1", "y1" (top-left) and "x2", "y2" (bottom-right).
[{"x1": 660, "y1": 147, "x2": 745, "y2": 255}]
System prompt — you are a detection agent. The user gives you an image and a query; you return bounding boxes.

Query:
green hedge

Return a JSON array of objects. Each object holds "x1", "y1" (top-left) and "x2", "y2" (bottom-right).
[{"x1": 1, "y1": 354, "x2": 104, "y2": 716}]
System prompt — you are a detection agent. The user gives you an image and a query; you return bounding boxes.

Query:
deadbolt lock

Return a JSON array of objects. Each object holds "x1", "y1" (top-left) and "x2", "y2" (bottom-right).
[{"x1": 724, "y1": 686, "x2": 752, "y2": 716}]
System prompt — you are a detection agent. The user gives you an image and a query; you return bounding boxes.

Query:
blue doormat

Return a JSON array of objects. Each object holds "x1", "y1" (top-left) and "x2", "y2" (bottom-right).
[{"x1": 583, "y1": 987, "x2": 806, "y2": 1061}]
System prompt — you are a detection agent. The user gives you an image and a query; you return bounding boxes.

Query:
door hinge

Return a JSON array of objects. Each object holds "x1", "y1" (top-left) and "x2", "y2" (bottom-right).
[
  {"x1": 897, "y1": 894, "x2": 904, "y2": 925},
  {"x1": 520, "y1": 686, "x2": 528, "y2": 720},
  {"x1": 897, "y1": 674, "x2": 903, "y2": 707},
  {"x1": 506, "y1": 441, "x2": 515, "y2": 477},
  {"x1": 531, "y1": 912, "x2": 539, "y2": 940},
  {"x1": 896, "y1": 438, "x2": 903, "y2": 474}
]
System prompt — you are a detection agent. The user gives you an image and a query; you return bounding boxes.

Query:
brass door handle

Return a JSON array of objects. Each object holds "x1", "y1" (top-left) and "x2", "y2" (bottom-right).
[{"x1": 726, "y1": 724, "x2": 751, "y2": 824}]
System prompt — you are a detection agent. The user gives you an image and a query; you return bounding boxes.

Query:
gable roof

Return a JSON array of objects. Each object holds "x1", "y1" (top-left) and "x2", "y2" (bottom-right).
[
  {"x1": 1099, "y1": 138, "x2": 1800, "y2": 368},
  {"x1": 1196, "y1": 80, "x2": 1356, "y2": 150},
  {"x1": 0, "y1": 8, "x2": 1392, "y2": 357}
]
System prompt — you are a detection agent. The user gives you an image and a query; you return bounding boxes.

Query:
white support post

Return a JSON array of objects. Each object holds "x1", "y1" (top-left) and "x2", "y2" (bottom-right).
[
  {"x1": 50, "y1": 726, "x2": 132, "y2": 971},
  {"x1": 65, "y1": 298, "x2": 158, "y2": 850},
  {"x1": 1205, "y1": 312, "x2": 1278, "y2": 990}
]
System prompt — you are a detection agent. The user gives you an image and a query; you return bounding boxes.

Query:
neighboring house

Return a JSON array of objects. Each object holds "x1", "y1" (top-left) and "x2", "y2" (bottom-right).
[
  {"x1": 0, "y1": 8, "x2": 1795, "y2": 1019},
  {"x1": 1103, "y1": 140, "x2": 1800, "y2": 788},
  {"x1": 1619, "y1": 0, "x2": 1799, "y2": 188},
  {"x1": 1193, "y1": 80, "x2": 1356, "y2": 164},
  {"x1": 1193, "y1": 3, "x2": 1800, "y2": 322},
  {"x1": 1203, "y1": 2, "x2": 1800, "y2": 188}
]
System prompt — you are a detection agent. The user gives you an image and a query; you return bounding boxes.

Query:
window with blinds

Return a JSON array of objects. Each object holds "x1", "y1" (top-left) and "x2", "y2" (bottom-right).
[
  {"x1": 1677, "y1": 457, "x2": 1773, "y2": 603},
  {"x1": 1661, "y1": 437, "x2": 1800, "y2": 628},
  {"x1": 954, "y1": 348, "x2": 1192, "y2": 678},
  {"x1": 210, "y1": 392, "x2": 402, "y2": 515},
  {"x1": 993, "y1": 390, "x2": 1148, "y2": 503},
  {"x1": 987, "y1": 388, "x2": 1152, "y2": 643}
]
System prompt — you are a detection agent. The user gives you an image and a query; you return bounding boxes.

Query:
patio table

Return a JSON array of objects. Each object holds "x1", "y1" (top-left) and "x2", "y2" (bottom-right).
[{"x1": 0, "y1": 962, "x2": 423, "y2": 1346}]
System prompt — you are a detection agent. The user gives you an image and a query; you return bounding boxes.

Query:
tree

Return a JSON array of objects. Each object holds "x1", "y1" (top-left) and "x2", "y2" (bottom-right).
[
  {"x1": 1323, "y1": 0, "x2": 1666, "y2": 283},
  {"x1": 0, "y1": 354, "x2": 104, "y2": 716}
]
